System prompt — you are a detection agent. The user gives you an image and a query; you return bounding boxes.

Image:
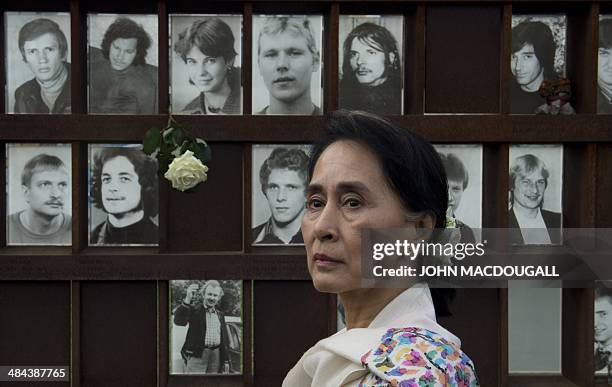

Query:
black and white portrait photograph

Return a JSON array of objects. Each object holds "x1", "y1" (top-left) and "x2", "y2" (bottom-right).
[
  {"x1": 170, "y1": 280, "x2": 243, "y2": 375},
  {"x1": 87, "y1": 13, "x2": 158, "y2": 114},
  {"x1": 508, "y1": 144, "x2": 563, "y2": 245},
  {"x1": 511, "y1": 15, "x2": 567, "y2": 114},
  {"x1": 595, "y1": 286, "x2": 612, "y2": 375},
  {"x1": 435, "y1": 144, "x2": 483, "y2": 242},
  {"x1": 170, "y1": 14, "x2": 242, "y2": 115},
  {"x1": 337, "y1": 299, "x2": 346, "y2": 331},
  {"x1": 252, "y1": 144, "x2": 310, "y2": 245},
  {"x1": 338, "y1": 15, "x2": 403, "y2": 115},
  {"x1": 598, "y1": 15, "x2": 612, "y2": 114},
  {"x1": 88, "y1": 144, "x2": 158, "y2": 246},
  {"x1": 252, "y1": 15, "x2": 323, "y2": 115},
  {"x1": 6, "y1": 144, "x2": 72, "y2": 246},
  {"x1": 4, "y1": 12, "x2": 71, "y2": 114}
]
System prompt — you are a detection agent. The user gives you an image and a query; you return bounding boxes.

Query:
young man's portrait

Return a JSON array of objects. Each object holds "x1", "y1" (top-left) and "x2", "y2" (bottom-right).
[
  {"x1": 6, "y1": 144, "x2": 72, "y2": 245},
  {"x1": 170, "y1": 14, "x2": 243, "y2": 115},
  {"x1": 251, "y1": 145, "x2": 310, "y2": 245},
  {"x1": 170, "y1": 280, "x2": 243, "y2": 375},
  {"x1": 4, "y1": 12, "x2": 71, "y2": 114},
  {"x1": 88, "y1": 14, "x2": 158, "y2": 115},
  {"x1": 511, "y1": 15, "x2": 566, "y2": 114},
  {"x1": 252, "y1": 15, "x2": 323, "y2": 115},
  {"x1": 88, "y1": 145, "x2": 158, "y2": 246},
  {"x1": 435, "y1": 144, "x2": 483, "y2": 242},
  {"x1": 598, "y1": 17, "x2": 612, "y2": 114},
  {"x1": 508, "y1": 145, "x2": 563, "y2": 245},
  {"x1": 338, "y1": 15, "x2": 403, "y2": 115}
]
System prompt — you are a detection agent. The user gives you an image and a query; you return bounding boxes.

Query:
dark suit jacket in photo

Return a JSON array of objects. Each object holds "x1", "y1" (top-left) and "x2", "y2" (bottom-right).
[
  {"x1": 173, "y1": 303, "x2": 230, "y2": 371},
  {"x1": 508, "y1": 207, "x2": 562, "y2": 245}
]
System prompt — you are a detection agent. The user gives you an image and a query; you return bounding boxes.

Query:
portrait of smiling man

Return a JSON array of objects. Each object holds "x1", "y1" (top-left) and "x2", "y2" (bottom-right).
[
  {"x1": 7, "y1": 145, "x2": 72, "y2": 245},
  {"x1": 508, "y1": 146, "x2": 562, "y2": 245},
  {"x1": 5, "y1": 13, "x2": 71, "y2": 114},
  {"x1": 253, "y1": 15, "x2": 322, "y2": 115},
  {"x1": 89, "y1": 145, "x2": 159, "y2": 246},
  {"x1": 252, "y1": 146, "x2": 310, "y2": 245},
  {"x1": 510, "y1": 17, "x2": 565, "y2": 114},
  {"x1": 338, "y1": 16, "x2": 403, "y2": 115},
  {"x1": 173, "y1": 280, "x2": 233, "y2": 374}
]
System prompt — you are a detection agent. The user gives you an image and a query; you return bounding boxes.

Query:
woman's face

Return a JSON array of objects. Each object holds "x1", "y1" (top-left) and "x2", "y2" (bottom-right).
[
  {"x1": 101, "y1": 155, "x2": 142, "y2": 216},
  {"x1": 110, "y1": 38, "x2": 138, "y2": 71},
  {"x1": 302, "y1": 140, "x2": 414, "y2": 294},
  {"x1": 186, "y1": 46, "x2": 229, "y2": 93}
]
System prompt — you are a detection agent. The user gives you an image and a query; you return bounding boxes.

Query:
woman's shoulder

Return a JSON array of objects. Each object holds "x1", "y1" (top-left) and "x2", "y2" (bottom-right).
[{"x1": 359, "y1": 327, "x2": 479, "y2": 387}]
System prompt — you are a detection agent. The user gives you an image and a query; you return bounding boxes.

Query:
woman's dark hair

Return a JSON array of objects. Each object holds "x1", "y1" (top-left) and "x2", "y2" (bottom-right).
[
  {"x1": 101, "y1": 17, "x2": 151, "y2": 66},
  {"x1": 174, "y1": 18, "x2": 237, "y2": 64},
  {"x1": 91, "y1": 147, "x2": 158, "y2": 217},
  {"x1": 309, "y1": 110, "x2": 455, "y2": 316}
]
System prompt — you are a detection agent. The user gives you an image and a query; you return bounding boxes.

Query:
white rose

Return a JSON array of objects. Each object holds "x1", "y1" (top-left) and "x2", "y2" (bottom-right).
[{"x1": 164, "y1": 150, "x2": 209, "y2": 191}]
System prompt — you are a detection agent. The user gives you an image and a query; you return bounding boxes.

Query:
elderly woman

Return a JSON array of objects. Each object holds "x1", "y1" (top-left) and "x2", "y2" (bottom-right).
[
  {"x1": 90, "y1": 147, "x2": 158, "y2": 245},
  {"x1": 173, "y1": 18, "x2": 241, "y2": 114},
  {"x1": 283, "y1": 111, "x2": 478, "y2": 386},
  {"x1": 89, "y1": 17, "x2": 158, "y2": 114}
]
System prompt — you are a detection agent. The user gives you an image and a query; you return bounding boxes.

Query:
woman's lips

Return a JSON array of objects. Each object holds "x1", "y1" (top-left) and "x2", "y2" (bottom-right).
[{"x1": 314, "y1": 253, "x2": 343, "y2": 268}]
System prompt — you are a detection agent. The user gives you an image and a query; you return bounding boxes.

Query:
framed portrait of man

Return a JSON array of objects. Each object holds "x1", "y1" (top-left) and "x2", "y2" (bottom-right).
[
  {"x1": 170, "y1": 279, "x2": 243, "y2": 375},
  {"x1": 4, "y1": 12, "x2": 71, "y2": 114},
  {"x1": 87, "y1": 13, "x2": 159, "y2": 115},
  {"x1": 434, "y1": 144, "x2": 483, "y2": 242},
  {"x1": 598, "y1": 15, "x2": 612, "y2": 114},
  {"x1": 88, "y1": 144, "x2": 159, "y2": 246},
  {"x1": 6, "y1": 143, "x2": 72, "y2": 246},
  {"x1": 251, "y1": 144, "x2": 311, "y2": 246},
  {"x1": 251, "y1": 15, "x2": 323, "y2": 115},
  {"x1": 595, "y1": 285, "x2": 612, "y2": 376},
  {"x1": 510, "y1": 14, "x2": 567, "y2": 114},
  {"x1": 338, "y1": 15, "x2": 404, "y2": 115},
  {"x1": 170, "y1": 14, "x2": 243, "y2": 115},
  {"x1": 508, "y1": 144, "x2": 563, "y2": 245}
]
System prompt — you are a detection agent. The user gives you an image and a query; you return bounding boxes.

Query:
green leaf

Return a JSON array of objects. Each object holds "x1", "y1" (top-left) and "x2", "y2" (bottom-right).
[
  {"x1": 142, "y1": 127, "x2": 161, "y2": 155},
  {"x1": 194, "y1": 139, "x2": 211, "y2": 163},
  {"x1": 157, "y1": 153, "x2": 173, "y2": 175},
  {"x1": 171, "y1": 127, "x2": 186, "y2": 147},
  {"x1": 179, "y1": 139, "x2": 192, "y2": 155},
  {"x1": 159, "y1": 138, "x2": 172, "y2": 156}
]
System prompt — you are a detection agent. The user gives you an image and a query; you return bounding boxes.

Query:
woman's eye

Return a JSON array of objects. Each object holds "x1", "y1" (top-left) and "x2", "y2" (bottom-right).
[
  {"x1": 306, "y1": 198, "x2": 324, "y2": 210},
  {"x1": 343, "y1": 198, "x2": 361, "y2": 208}
]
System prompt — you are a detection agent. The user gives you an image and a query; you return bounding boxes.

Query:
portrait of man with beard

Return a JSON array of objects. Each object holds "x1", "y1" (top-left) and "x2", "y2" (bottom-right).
[{"x1": 338, "y1": 16, "x2": 403, "y2": 115}]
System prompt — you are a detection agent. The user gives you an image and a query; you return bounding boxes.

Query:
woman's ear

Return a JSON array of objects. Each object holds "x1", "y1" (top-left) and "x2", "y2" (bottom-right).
[
  {"x1": 415, "y1": 213, "x2": 435, "y2": 230},
  {"x1": 403, "y1": 212, "x2": 435, "y2": 229}
]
